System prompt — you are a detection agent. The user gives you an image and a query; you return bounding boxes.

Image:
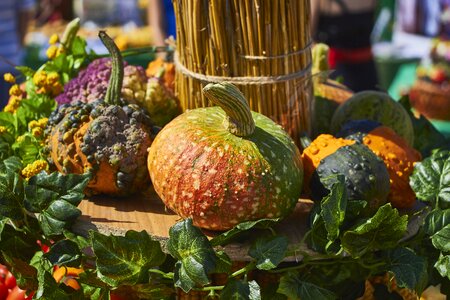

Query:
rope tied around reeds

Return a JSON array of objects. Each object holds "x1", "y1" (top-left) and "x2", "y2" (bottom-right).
[{"x1": 174, "y1": 51, "x2": 313, "y2": 85}]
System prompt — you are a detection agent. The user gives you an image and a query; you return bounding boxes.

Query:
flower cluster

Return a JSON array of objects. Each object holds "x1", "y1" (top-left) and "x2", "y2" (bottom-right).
[
  {"x1": 21, "y1": 159, "x2": 48, "y2": 179},
  {"x1": 46, "y1": 34, "x2": 65, "y2": 60},
  {"x1": 32, "y1": 70, "x2": 63, "y2": 97},
  {"x1": 3, "y1": 74, "x2": 24, "y2": 113},
  {"x1": 28, "y1": 117, "x2": 48, "y2": 138}
]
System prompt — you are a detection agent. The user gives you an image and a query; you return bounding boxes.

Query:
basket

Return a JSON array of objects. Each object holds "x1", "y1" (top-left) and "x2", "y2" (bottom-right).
[
  {"x1": 173, "y1": 0, "x2": 313, "y2": 143},
  {"x1": 409, "y1": 79, "x2": 450, "y2": 121}
]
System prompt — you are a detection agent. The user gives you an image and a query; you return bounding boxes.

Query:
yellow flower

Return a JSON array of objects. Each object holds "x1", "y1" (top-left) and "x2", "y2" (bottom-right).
[
  {"x1": 3, "y1": 73, "x2": 15, "y2": 83},
  {"x1": 33, "y1": 71, "x2": 47, "y2": 86},
  {"x1": 46, "y1": 72, "x2": 60, "y2": 84},
  {"x1": 46, "y1": 45, "x2": 58, "y2": 59},
  {"x1": 9, "y1": 84, "x2": 21, "y2": 97},
  {"x1": 4, "y1": 96, "x2": 21, "y2": 113},
  {"x1": 21, "y1": 160, "x2": 48, "y2": 179},
  {"x1": 28, "y1": 120, "x2": 39, "y2": 129},
  {"x1": 50, "y1": 82, "x2": 63, "y2": 96},
  {"x1": 16, "y1": 135, "x2": 25, "y2": 143},
  {"x1": 37, "y1": 117, "x2": 48, "y2": 128},
  {"x1": 49, "y1": 34, "x2": 59, "y2": 45},
  {"x1": 31, "y1": 127, "x2": 43, "y2": 137},
  {"x1": 0, "y1": 126, "x2": 7, "y2": 134},
  {"x1": 56, "y1": 46, "x2": 65, "y2": 57}
]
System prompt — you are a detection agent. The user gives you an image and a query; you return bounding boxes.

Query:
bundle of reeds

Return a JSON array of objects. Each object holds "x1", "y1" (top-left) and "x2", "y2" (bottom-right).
[{"x1": 172, "y1": 0, "x2": 313, "y2": 142}]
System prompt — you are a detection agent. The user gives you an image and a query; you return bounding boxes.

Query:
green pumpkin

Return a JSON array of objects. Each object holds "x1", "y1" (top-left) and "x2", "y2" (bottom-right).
[
  {"x1": 148, "y1": 82, "x2": 303, "y2": 231},
  {"x1": 330, "y1": 91, "x2": 414, "y2": 145},
  {"x1": 302, "y1": 134, "x2": 390, "y2": 216}
]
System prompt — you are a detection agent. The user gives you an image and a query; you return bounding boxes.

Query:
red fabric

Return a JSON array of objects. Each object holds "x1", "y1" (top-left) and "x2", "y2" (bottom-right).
[{"x1": 328, "y1": 47, "x2": 374, "y2": 68}]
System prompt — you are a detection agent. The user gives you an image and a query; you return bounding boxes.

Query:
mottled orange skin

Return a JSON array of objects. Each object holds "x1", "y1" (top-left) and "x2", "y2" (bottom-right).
[
  {"x1": 363, "y1": 126, "x2": 421, "y2": 208},
  {"x1": 148, "y1": 108, "x2": 303, "y2": 231},
  {"x1": 146, "y1": 58, "x2": 175, "y2": 92},
  {"x1": 301, "y1": 134, "x2": 355, "y2": 188},
  {"x1": 50, "y1": 118, "x2": 121, "y2": 195}
]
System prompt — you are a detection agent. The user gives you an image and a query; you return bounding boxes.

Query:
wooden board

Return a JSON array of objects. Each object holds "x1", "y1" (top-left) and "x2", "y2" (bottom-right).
[
  {"x1": 73, "y1": 188, "x2": 316, "y2": 261},
  {"x1": 74, "y1": 188, "x2": 425, "y2": 261}
]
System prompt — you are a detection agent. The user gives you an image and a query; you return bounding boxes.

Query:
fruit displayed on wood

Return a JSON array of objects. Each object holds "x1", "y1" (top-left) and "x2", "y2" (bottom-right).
[
  {"x1": 55, "y1": 58, "x2": 148, "y2": 106},
  {"x1": 312, "y1": 44, "x2": 353, "y2": 137},
  {"x1": 330, "y1": 91, "x2": 415, "y2": 145},
  {"x1": 338, "y1": 120, "x2": 421, "y2": 209},
  {"x1": 46, "y1": 32, "x2": 155, "y2": 196},
  {"x1": 148, "y1": 82, "x2": 303, "y2": 230},
  {"x1": 301, "y1": 134, "x2": 390, "y2": 216}
]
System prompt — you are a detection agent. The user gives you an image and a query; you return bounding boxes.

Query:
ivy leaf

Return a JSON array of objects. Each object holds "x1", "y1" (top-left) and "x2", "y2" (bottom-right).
[
  {"x1": 277, "y1": 272, "x2": 337, "y2": 300},
  {"x1": 249, "y1": 236, "x2": 288, "y2": 270},
  {"x1": 432, "y1": 224, "x2": 450, "y2": 252},
  {"x1": 435, "y1": 254, "x2": 450, "y2": 280},
  {"x1": 385, "y1": 248, "x2": 427, "y2": 293},
  {"x1": 25, "y1": 172, "x2": 90, "y2": 236},
  {"x1": 306, "y1": 210, "x2": 329, "y2": 253},
  {"x1": 215, "y1": 250, "x2": 232, "y2": 274},
  {"x1": 345, "y1": 200, "x2": 367, "y2": 221},
  {"x1": 36, "y1": 269, "x2": 74, "y2": 300},
  {"x1": 0, "y1": 171, "x2": 25, "y2": 220},
  {"x1": 320, "y1": 175, "x2": 347, "y2": 242},
  {"x1": 424, "y1": 209, "x2": 450, "y2": 235},
  {"x1": 210, "y1": 218, "x2": 280, "y2": 247},
  {"x1": 399, "y1": 96, "x2": 448, "y2": 157},
  {"x1": 12, "y1": 134, "x2": 41, "y2": 165},
  {"x1": 0, "y1": 156, "x2": 22, "y2": 173},
  {"x1": 220, "y1": 280, "x2": 261, "y2": 300},
  {"x1": 90, "y1": 230, "x2": 165, "y2": 287},
  {"x1": 167, "y1": 219, "x2": 216, "y2": 292},
  {"x1": 341, "y1": 204, "x2": 408, "y2": 258},
  {"x1": 44, "y1": 239, "x2": 82, "y2": 267},
  {"x1": 2, "y1": 252, "x2": 38, "y2": 291},
  {"x1": 410, "y1": 149, "x2": 450, "y2": 208}
]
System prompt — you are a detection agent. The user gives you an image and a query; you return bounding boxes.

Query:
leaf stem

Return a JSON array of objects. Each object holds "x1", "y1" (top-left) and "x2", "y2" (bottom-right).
[
  {"x1": 148, "y1": 268, "x2": 173, "y2": 279},
  {"x1": 192, "y1": 285, "x2": 225, "y2": 292},
  {"x1": 230, "y1": 261, "x2": 256, "y2": 278}
]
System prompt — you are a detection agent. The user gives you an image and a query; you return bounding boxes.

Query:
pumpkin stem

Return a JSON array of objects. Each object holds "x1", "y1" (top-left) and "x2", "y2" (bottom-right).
[
  {"x1": 99, "y1": 31, "x2": 124, "y2": 105},
  {"x1": 312, "y1": 43, "x2": 330, "y2": 83},
  {"x1": 203, "y1": 82, "x2": 255, "y2": 137},
  {"x1": 299, "y1": 133, "x2": 312, "y2": 149},
  {"x1": 61, "y1": 18, "x2": 80, "y2": 50}
]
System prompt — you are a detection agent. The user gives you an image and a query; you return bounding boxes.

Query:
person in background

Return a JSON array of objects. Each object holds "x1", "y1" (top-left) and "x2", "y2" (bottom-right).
[
  {"x1": 311, "y1": 0, "x2": 379, "y2": 92},
  {"x1": 0, "y1": 0, "x2": 36, "y2": 108},
  {"x1": 148, "y1": 0, "x2": 176, "y2": 47}
]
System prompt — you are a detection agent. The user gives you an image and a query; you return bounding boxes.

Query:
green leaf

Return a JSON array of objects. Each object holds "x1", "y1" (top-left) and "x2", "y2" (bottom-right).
[
  {"x1": 12, "y1": 134, "x2": 40, "y2": 165},
  {"x1": 277, "y1": 272, "x2": 337, "y2": 300},
  {"x1": 210, "y1": 218, "x2": 281, "y2": 247},
  {"x1": 425, "y1": 209, "x2": 450, "y2": 235},
  {"x1": 71, "y1": 37, "x2": 87, "y2": 57},
  {"x1": 167, "y1": 219, "x2": 216, "y2": 292},
  {"x1": 249, "y1": 236, "x2": 288, "y2": 270},
  {"x1": 220, "y1": 280, "x2": 261, "y2": 300},
  {"x1": 0, "y1": 156, "x2": 22, "y2": 173},
  {"x1": 399, "y1": 96, "x2": 448, "y2": 157},
  {"x1": 36, "y1": 269, "x2": 74, "y2": 300},
  {"x1": 434, "y1": 254, "x2": 450, "y2": 280},
  {"x1": 0, "y1": 170, "x2": 25, "y2": 220},
  {"x1": 215, "y1": 250, "x2": 232, "y2": 274},
  {"x1": 341, "y1": 204, "x2": 408, "y2": 257},
  {"x1": 25, "y1": 172, "x2": 90, "y2": 235},
  {"x1": 320, "y1": 175, "x2": 347, "y2": 242},
  {"x1": 385, "y1": 248, "x2": 427, "y2": 293},
  {"x1": 432, "y1": 224, "x2": 450, "y2": 252},
  {"x1": 44, "y1": 239, "x2": 82, "y2": 267},
  {"x1": 91, "y1": 230, "x2": 165, "y2": 287},
  {"x1": 345, "y1": 200, "x2": 368, "y2": 221},
  {"x1": 2, "y1": 253, "x2": 38, "y2": 291},
  {"x1": 15, "y1": 66, "x2": 35, "y2": 78},
  {"x1": 306, "y1": 212, "x2": 329, "y2": 253},
  {"x1": 410, "y1": 149, "x2": 450, "y2": 208}
]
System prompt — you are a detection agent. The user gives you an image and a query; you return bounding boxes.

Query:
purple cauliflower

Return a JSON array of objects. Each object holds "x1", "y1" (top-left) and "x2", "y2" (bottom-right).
[{"x1": 56, "y1": 58, "x2": 147, "y2": 105}]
